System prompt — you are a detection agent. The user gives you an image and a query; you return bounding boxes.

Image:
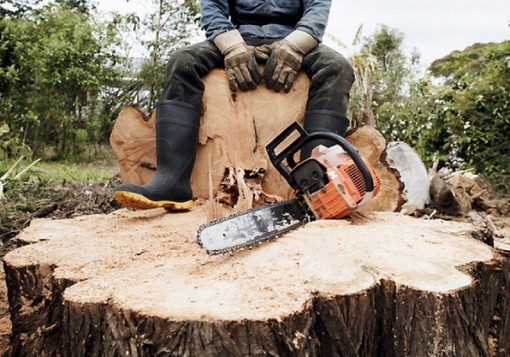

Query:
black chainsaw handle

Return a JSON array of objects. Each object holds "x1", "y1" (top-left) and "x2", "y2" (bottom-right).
[{"x1": 266, "y1": 122, "x2": 374, "y2": 193}]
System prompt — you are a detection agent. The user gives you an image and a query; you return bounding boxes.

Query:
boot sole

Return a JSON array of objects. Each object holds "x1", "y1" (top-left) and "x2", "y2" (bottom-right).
[{"x1": 114, "y1": 191, "x2": 193, "y2": 211}]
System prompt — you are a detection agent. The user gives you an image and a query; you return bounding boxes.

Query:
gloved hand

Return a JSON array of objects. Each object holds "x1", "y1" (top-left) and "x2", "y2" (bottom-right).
[
  {"x1": 214, "y1": 30, "x2": 261, "y2": 92},
  {"x1": 253, "y1": 44, "x2": 272, "y2": 62},
  {"x1": 262, "y1": 30, "x2": 318, "y2": 93}
]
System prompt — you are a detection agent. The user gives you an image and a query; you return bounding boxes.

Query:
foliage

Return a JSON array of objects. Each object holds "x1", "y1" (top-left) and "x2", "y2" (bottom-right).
[
  {"x1": 349, "y1": 25, "x2": 421, "y2": 128},
  {"x1": 0, "y1": 0, "x2": 43, "y2": 17},
  {"x1": 0, "y1": 157, "x2": 41, "y2": 200},
  {"x1": 423, "y1": 41, "x2": 510, "y2": 192},
  {"x1": 0, "y1": 123, "x2": 32, "y2": 159},
  {"x1": 348, "y1": 25, "x2": 377, "y2": 127},
  {"x1": 55, "y1": 0, "x2": 95, "y2": 14},
  {"x1": 0, "y1": 1, "x2": 129, "y2": 160},
  {"x1": 133, "y1": 0, "x2": 201, "y2": 109},
  {"x1": 393, "y1": 41, "x2": 510, "y2": 192},
  {"x1": 348, "y1": 25, "x2": 510, "y2": 193}
]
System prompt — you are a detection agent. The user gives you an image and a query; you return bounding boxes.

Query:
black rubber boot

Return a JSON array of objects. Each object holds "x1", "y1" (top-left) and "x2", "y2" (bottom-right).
[
  {"x1": 300, "y1": 110, "x2": 350, "y2": 160},
  {"x1": 114, "y1": 100, "x2": 200, "y2": 211}
]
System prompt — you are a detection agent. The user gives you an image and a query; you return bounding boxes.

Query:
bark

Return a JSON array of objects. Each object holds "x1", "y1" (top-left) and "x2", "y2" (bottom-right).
[{"x1": 3, "y1": 207, "x2": 510, "y2": 356}]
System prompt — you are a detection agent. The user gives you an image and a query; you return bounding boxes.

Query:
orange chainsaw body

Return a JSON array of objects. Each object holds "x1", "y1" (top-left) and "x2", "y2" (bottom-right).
[{"x1": 301, "y1": 145, "x2": 381, "y2": 220}]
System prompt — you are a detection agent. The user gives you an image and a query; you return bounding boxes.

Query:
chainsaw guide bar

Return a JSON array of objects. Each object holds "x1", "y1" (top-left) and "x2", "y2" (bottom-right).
[{"x1": 196, "y1": 199, "x2": 313, "y2": 255}]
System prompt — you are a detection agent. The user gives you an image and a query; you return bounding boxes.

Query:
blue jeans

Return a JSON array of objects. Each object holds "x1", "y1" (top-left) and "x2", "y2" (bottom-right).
[{"x1": 163, "y1": 38, "x2": 355, "y2": 115}]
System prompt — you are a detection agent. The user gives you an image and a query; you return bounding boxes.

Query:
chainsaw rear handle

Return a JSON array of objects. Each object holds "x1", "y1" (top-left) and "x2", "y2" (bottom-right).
[{"x1": 266, "y1": 122, "x2": 375, "y2": 193}]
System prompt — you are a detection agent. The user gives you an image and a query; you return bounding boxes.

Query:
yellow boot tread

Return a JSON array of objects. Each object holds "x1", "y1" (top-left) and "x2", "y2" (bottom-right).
[{"x1": 114, "y1": 191, "x2": 193, "y2": 211}]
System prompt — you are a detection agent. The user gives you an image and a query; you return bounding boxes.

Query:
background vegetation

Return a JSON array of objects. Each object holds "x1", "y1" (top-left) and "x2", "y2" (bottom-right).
[
  {"x1": 0, "y1": 0, "x2": 509, "y2": 195},
  {"x1": 348, "y1": 25, "x2": 510, "y2": 194}
]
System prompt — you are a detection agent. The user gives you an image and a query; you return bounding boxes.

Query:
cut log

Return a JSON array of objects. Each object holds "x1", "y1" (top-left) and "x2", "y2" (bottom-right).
[
  {"x1": 110, "y1": 69, "x2": 403, "y2": 215},
  {"x1": 109, "y1": 106, "x2": 157, "y2": 186},
  {"x1": 346, "y1": 126, "x2": 403, "y2": 213},
  {"x1": 110, "y1": 69, "x2": 311, "y2": 205},
  {"x1": 4, "y1": 205, "x2": 510, "y2": 356},
  {"x1": 386, "y1": 141, "x2": 431, "y2": 210},
  {"x1": 429, "y1": 171, "x2": 476, "y2": 217}
]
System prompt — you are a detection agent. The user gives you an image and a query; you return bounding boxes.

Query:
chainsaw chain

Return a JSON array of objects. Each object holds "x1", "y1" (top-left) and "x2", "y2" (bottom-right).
[{"x1": 196, "y1": 198, "x2": 314, "y2": 255}]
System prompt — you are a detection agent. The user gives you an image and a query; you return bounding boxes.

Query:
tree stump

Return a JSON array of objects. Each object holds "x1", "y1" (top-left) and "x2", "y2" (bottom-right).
[
  {"x1": 3, "y1": 206, "x2": 510, "y2": 356},
  {"x1": 7, "y1": 69, "x2": 508, "y2": 356},
  {"x1": 110, "y1": 69, "x2": 403, "y2": 216}
]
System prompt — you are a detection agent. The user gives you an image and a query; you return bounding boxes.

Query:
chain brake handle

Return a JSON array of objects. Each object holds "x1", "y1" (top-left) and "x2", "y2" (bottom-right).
[{"x1": 266, "y1": 122, "x2": 374, "y2": 193}]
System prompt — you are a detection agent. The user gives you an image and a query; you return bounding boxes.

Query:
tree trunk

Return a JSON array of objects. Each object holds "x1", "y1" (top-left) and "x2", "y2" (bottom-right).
[{"x1": 3, "y1": 207, "x2": 510, "y2": 356}]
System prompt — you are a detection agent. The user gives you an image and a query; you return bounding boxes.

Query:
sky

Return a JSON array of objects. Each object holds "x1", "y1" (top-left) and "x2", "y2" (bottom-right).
[
  {"x1": 326, "y1": 0, "x2": 510, "y2": 67},
  {"x1": 97, "y1": 0, "x2": 510, "y2": 68}
]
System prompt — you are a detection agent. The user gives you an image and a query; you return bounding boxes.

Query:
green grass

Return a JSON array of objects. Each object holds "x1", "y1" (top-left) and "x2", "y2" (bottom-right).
[
  {"x1": 0, "y1": 150, "x2": 122, "y2": 251},
  {"x1": 31, "y1": 161, "x2": 118, "y2": 182},
  {"x1": 0, "y1": 147, "x2": 119, "y2": 183}
]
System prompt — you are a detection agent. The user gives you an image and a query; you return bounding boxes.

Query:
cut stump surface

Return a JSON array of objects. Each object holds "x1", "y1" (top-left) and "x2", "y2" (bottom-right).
[{"x1": 4, "y1": 204, "x2": 510, "y2": 356}]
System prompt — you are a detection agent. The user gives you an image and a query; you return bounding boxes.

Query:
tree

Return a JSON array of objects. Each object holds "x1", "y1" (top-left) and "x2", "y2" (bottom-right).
[
  {"x1": 349, "y1": 24, "x2": 510, "y2": 193},
  {"x1": 349, "y1": 25, "x2": 421, "y2": 130},
  {"x1": 55, "y1": 0, "x2": 95, "y2": 14},
  {"x1": 367, "y1": 40, "x2": 510, "y2": 192},
  {"x1": 134, "y1": 0, "x2": 200, "y2": 108},
  {"x1": 0, "y1": 0, "x2": 43, "y2": 17},
  {"x1": 0, "y1": 2, "x2": 127, "y2": 159},
  {"x1": 424, "y1": 41, "x2": 510, "y2": 191},
  {"x1": 348, "y1": 25, "x2": 377, "y2": 127},
  {"x1": 0, "y1": 0, "x2": 202, "y2": 161},
  {"x1": 368, "y1": 26, "x2": 421, "y2": 135}
]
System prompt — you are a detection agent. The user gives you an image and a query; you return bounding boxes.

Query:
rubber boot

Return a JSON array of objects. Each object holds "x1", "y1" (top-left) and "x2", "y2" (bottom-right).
[
  {"x1": 114, "y1": 100, "x2": 200, "y2": 211},
  {"x1": 300, "y1": 110, "x2": 350, "y2": 160}
]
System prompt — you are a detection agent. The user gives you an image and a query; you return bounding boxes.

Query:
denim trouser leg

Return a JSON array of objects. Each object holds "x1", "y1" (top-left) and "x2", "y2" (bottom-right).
[
  {"x1": 302, "y1": 44, "x2": 355, "y2": 115},
  {"x1": 162, "y1": 40, "x2": 223, "y2": 107},
  {"x1": 162, "y1": 40, "x2": 355, "y2": 116}
]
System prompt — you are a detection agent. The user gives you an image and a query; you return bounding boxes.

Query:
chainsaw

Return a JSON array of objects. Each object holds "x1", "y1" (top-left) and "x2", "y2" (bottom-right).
[{"x1": 196, "y1": 122, "x2": 381, "y2": 254}]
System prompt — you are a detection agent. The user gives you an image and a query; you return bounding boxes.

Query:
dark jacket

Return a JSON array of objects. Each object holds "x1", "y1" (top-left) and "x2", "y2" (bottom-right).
[{"x1": 200, "y1": 0, "x2": 331, "y2": 42}]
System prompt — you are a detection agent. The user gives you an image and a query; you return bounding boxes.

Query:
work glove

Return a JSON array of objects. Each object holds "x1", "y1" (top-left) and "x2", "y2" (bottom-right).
[
  {"x1": 262, "y1": 30, "x2": 318, "y2": 93},
  {"x1": 253, "y1": 45, "x2": 272, "y2": 63},
  {"x1": 214, "y1": 30, "x2": 261, "y2": 92}
]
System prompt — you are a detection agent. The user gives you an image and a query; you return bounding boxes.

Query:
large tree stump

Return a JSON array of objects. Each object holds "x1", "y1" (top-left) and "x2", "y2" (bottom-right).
[
  {"x1": 110, "y1": 69, "x2": 402, "y2": 214},
  {"x1": 3, "y1": 205, "x2": 510, "y2": 356}
]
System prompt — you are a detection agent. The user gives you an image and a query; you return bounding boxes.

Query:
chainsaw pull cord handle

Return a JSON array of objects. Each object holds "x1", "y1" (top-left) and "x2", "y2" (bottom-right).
[{"x1": 266, "y1": 122, "x2": 375, "y2": 194}]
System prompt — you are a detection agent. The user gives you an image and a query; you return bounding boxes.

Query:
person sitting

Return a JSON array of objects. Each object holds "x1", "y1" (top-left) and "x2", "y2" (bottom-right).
[{"x1": 114, "y1": 0, "x2": 355, "y2": 211}]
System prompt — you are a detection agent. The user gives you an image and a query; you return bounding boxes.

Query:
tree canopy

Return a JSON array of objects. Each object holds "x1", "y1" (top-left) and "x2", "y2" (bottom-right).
[
  {"x1": 425, "y1": 41, "x2": 510, "y2": 190},
  {"x1": 349, "y1": 24, "x2": 510, "y2": 193},
  {"x1": 0, "y1": 2, "x2": 125, "y2": 159},
  {"x1": 0, "y1": 0, "x2": 199, "y2": 160}
]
